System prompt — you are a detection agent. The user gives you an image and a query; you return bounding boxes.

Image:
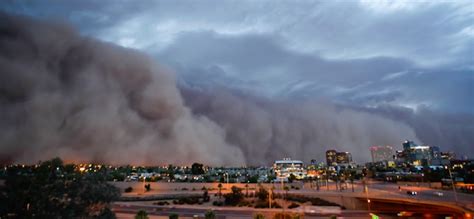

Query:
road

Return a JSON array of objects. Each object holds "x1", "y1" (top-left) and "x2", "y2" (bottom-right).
[
  {"x1": 113, "y1": 180, "x2": 474, "y2": 218},
  {"x1": 287, "y1": 180, "x2": 473, "y2": 208},
  {"x1": 113, "y1": 202, "x2": 374, "y2": 219}
]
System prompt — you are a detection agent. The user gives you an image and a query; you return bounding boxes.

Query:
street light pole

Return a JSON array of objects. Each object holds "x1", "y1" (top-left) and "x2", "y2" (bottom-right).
[
  {"x1": 143, "y1": 175, "x2": 146, "y2": 194},
  {"x1": 269, "y1": 187, "x2": 272, "y2": 209},
  {"x1": 326, "y1": 167, "x2": 329, "y2": 191},
  {"x1": 281, "y1": 176, "x2": 285, "y2": 215},
  {"x1": 446, "y1": 165, "x2": 459, "y2": 204},
  {"x1": 365, "y1": 177, "x2": 371, "y2": 213}
]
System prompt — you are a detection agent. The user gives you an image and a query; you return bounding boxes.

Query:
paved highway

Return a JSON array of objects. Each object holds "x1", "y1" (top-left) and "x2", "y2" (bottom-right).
[
  {"x1": 113, "y1": 180, "x2": 474, "y2": 218},
  {"x1": 113, "y1": 202, "x2": 375, "y2": 218}
]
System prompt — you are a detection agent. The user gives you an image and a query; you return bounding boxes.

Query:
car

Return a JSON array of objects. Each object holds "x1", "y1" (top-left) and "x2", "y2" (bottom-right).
[
  {"x1": 406, "y1": 191, "x2": 417, "y2": 196},
  {"x1": 434, "y1": 191, "x2": 444, "y2": 196},
  {"x1": 398, "y1": 211, "x2": 414, "y2": 216}
]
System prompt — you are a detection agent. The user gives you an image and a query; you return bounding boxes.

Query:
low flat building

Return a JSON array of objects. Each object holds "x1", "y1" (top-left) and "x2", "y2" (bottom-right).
[{"x1": 273, "y1": 158, "x2": 306, "y2": 180}]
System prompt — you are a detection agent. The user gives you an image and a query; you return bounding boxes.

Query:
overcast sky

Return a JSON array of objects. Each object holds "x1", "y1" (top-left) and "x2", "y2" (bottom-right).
[{"x1": 2, "y1": 0, "x2": 473, "y2": 113}]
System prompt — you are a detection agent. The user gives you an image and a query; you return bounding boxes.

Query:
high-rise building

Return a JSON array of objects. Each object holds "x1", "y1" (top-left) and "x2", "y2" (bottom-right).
[
  {"x1": 440, "y1": 152, "x2": 456, "y2": 160},
  {"x1": 336, "y1": 152, "x2": 352, "y2": 164},
  {"x1": 370, "y1": 145, "x2": 394, "y2": 162},
  {"x1": 403, "y1": 140, "x2": 417, "y2": 150},
  {"x1": 326, "y1": 150, "x2": 337, "y2": 166},
  {"x1": 326, "y1": 150, "x2": 352, "y2": 166},
  {"x1": 399, "y1": 140, "x2": 442, "y2": 166}
]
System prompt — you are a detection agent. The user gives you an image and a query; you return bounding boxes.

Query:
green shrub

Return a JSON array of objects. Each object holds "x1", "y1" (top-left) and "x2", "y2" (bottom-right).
[
  {"x1": 98, "y1": 207, "x2": 116, "y2": 219},
  {"x1": 125, "y1": 187, "x2": 133, "y2": 193},
  {"x1": 254, "y1": 213, "x2": 265, "y2": 219},
  {"x1": 223, "y1": 186, "x2": 244, "y2": 206},
  {"x1": 175, "y1": 197, "x2": 200, "y2": 205},
  {"x1": 154, "y1": 201, "x2": 170, "y2": 205},
  {"x1": 273, "y1": 213, "x2": 301, "y2": 219},
  {"x1": 254, "y1": 201, "x2": 268, "y2": 208},
  {"x1": 205, "y1": 210, "x2": 216, "y2": 219},
  {"x1": 135, "y1": 210, "x2": 149, "y2": 219},
  {"x1": 255, "y1": 187, "x2": 269, "y2": 201},
  {"x1": 144, "y1": 184, "x2": 151, "y2": 192},
  {"x1": 212, "y1": 201, "x2": 224, "y2": 206}
]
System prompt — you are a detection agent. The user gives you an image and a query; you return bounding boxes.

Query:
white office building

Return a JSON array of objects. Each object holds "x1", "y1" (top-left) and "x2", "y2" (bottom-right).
[{"x1": 273, "y1": 158, "x2": 307, "y2": 180}]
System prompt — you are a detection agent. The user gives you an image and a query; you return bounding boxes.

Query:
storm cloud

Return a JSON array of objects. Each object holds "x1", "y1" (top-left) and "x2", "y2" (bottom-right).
[
  {"x1": 0, "y1": 13, "x2": 423, "y2": 165},
  {"x1": 0, "y1": 13, "x2": 245, "y2": 165},
  {"x1": 0, "y1": 0, "x2": 472, "y2": 164},
  {"x1": 182, "y1": 87, "x2": 421, "y2": 164}
]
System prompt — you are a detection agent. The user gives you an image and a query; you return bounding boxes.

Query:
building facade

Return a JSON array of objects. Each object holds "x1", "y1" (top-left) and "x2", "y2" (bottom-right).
[
  {"x1": 273, "y1": 158, "x2": 306, "y2": 180},
  {"x1": 326, "y1": 150, "x2": 352, "y2": 166},
  {"x1": 398, "y1": 140, "x2": 444, "y2": 166},
  {"x1": 370, "y1": 145, "x2": 394, "y2": 162}
]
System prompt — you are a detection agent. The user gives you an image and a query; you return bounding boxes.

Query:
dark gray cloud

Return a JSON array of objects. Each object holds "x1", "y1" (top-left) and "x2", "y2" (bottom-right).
[
  {"x1": 157, "y1": 30, "x2": 473, "y2": 114},
  {"x1": 356, "y1": 104, "x2": 474, "y2": 158},
  {"x1": 2, "y1": 1, "x2": 471, "y2": 66}
]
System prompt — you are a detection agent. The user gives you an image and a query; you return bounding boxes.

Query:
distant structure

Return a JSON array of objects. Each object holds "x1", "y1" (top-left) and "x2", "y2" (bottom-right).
[
  {"x1": 326, "y1": 150, "x2": 352, "y2": 166},
  {"x1": 273, "y1": 158, "x2": 306, "y2": 181},
  {"x1": 440, "y1": 151, "x2": 456, "y2": 161},
  {"x1": 326, "y1": 150, "x2": 337, "y2": 166},
  {"x1": 396, "y1": 140, "x2": 450, "y2": 166},
  {"x1": 370, "y1": 145, "x2": 394, "y2": 162}
]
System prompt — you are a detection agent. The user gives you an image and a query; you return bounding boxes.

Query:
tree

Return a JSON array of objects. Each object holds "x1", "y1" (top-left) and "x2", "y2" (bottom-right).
[
  {"x1": 205, "y1": 210, "x2": 216, "y2": 219},
  {"x1": 247, "y1": 175, "x2": 259, "y2": 183},
  {"x1": 267, "y1": 175, "x2": 276, "y2": 183},
  {"x1": 217, "y1": 183, "x2": 223, "y2": 200},
  {"x1": 145, "y1": 183, "x2": 151, "y2": 192},
  {"x1": 135, "y1": 210, "x2": 149, "y2": 219},
  {"x1": 254, "y1": 213, "x2": 265, "y2": 219},
  {"x1": 283, "y1": 186, "x2": 290, "y2": 200},
  {"x1": 203, "y1": 189, "x2": 210, "y2": 202},
  {"x1": 223, "y1": 186, "x2": 244, "y2": 206},
  {"x1": 256, "y1": 186, "x2": 269, "y2": 201},
  {"x1": 168, "y1": 165, "x2": 175, "y2": 180},
  {"x1": 191, "y1": 163, "x2": 205, "y2": 175},
  {"x1": 0, "y1": 158, "x2": 120, "y2": 218},
  {"x1": 288, "y1": 174, "x2": 297, "y2": 183},
  {"x1": 273, "y1": 213, "x2": 302, "y2": 219},
  {"x1": 169, "y1": 213, "x2": 179, "y2": 219},
  {"x1": 98, "y1": 207, "x2": 117, "y2": 219},
  {"x1": 245, "y1": 183, "x2": 250, "y2": 197}
]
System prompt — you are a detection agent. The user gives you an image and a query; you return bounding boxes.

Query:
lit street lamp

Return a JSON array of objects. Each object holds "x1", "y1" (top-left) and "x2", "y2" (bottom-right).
[
  {"x1": 143, "y1": 175, "x2": 147, "y2": 194},
  {"x1": 224, "y1": 172, "x2": 229, "y2": 184},
  {"x1": 445, "y1": 165, "x2": 458, "y2": 204}
]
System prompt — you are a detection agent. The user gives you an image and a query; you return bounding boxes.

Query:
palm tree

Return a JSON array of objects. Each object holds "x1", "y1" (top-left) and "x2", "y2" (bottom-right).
[
  {"x1": 283, "y1": 186, "x2": 289, "y2": 200},
  {"x1": 217, "y1": 183, "x2": 223, "y2": 200},
  {"x1": 245, "y1": 183, "x2": 249, "y2": 197},
  {"x1": 135, "y1": 210, "x2": 149, "y2": 219}
]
